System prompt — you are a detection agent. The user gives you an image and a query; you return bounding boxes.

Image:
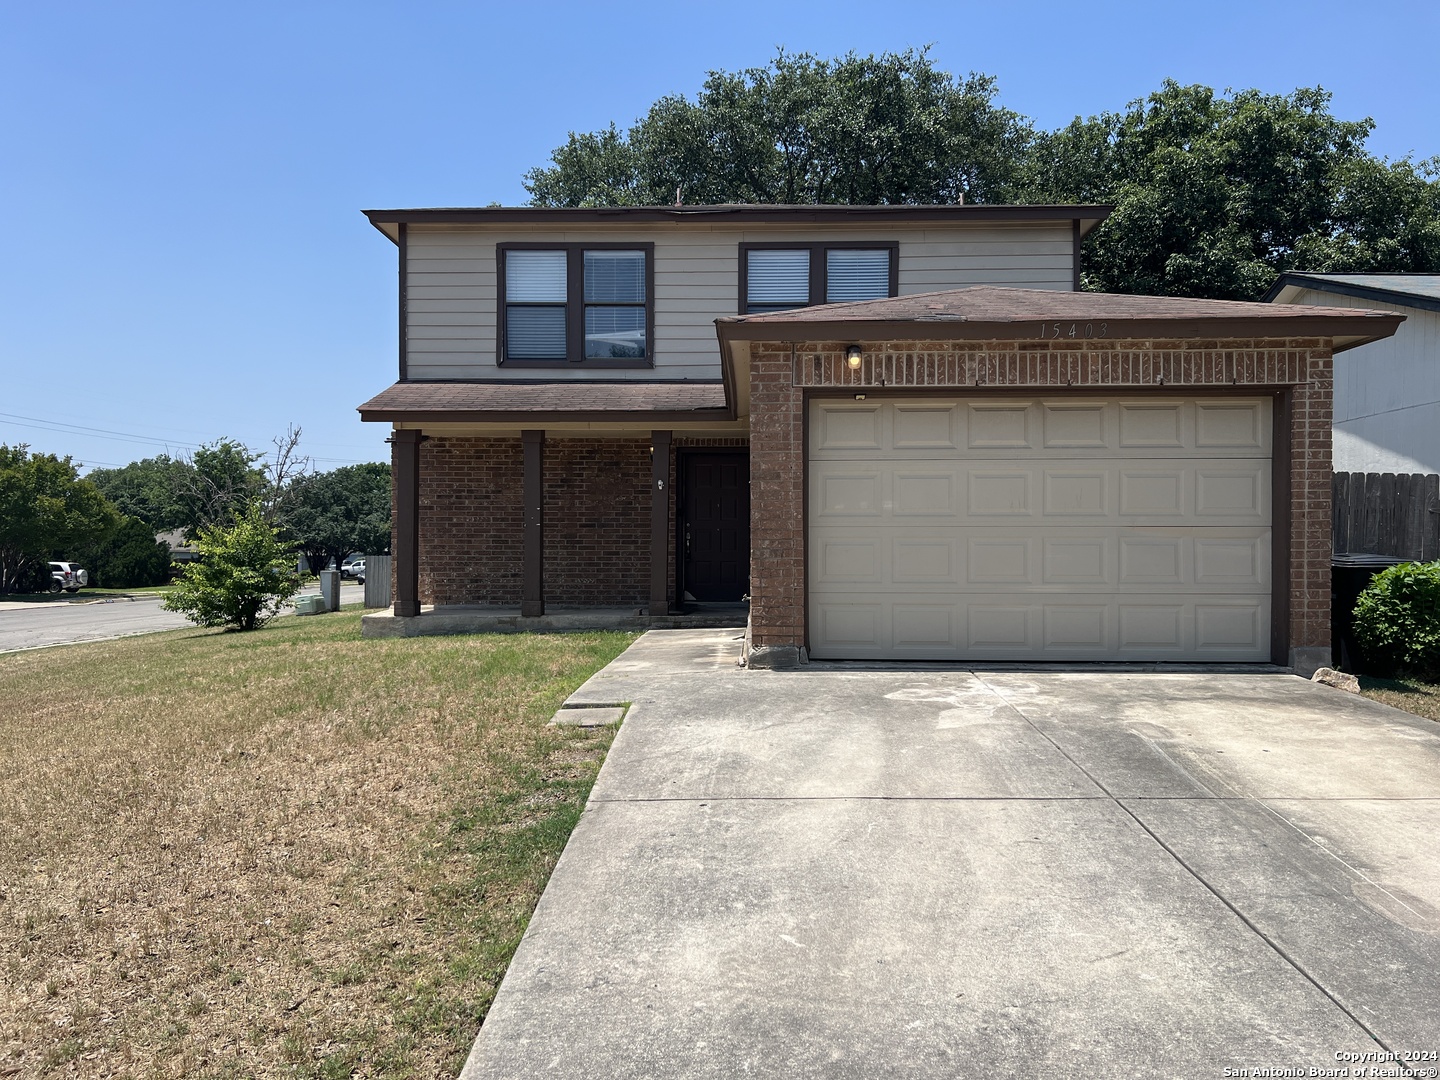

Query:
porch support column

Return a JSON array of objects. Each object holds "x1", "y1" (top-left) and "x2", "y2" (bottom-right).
[
  {"x1": 649, "y1": 430, "x2": 672, "y2": 617},
  {"x1": 391, "y1": 428, "x2": 424, "y2": 617},
  {"x1": 521, "y1": 429, "x2": 545, "y2": 617}
]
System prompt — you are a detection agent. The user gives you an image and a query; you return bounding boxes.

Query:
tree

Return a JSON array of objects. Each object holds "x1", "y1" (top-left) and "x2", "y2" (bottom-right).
[
  {"x1": 178, "y1": 439, "x2": 266, "y2": 535},
  {"x1": 87, "y1": 454, "x2": 197, "y2": 533},
  {"x1": 0, "y1": 445, "x2": 119, "y2": 593},
  {"x1": 1023, "y1": 82, "x2": 1440, "y2": 298},
  {"x1": 163, "y1": 501, "x2": 300, "y2": 631},
  {"x1": 281, "y1": 463, "x2": 391, "y2": 575},
  {"x1": 524, "y1": 48, "x2": 1034, "y2": 207},
  {"x1": 74, "y1": 516, "x2": 173, "y2": 589}
]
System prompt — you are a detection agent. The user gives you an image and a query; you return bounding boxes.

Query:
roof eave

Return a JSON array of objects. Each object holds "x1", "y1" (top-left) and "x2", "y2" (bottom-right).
[
  {"x1": 1263, "y1": 273, "x2": 1440, "y2": 316},
  {"x1": 715, "y1": 314, "x2": 1405, "y2": 349},
  {"x1": 358, "y1": 407, "x2": 736, "y2": 425},
  {"x1": 362, "y1": 204, "x2": 1113, "y2": 234}
]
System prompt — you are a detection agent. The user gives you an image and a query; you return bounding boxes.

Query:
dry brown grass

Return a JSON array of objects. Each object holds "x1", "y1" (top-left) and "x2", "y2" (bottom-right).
[
  {"x1": 0, "y1": 612, "x2": 634, "y2": 1078},
  {"x1": 1359, "y1": 674, "x2": 1440, "y2": 723}
]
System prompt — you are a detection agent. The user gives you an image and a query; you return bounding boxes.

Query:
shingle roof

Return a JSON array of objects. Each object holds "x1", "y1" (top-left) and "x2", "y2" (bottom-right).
[
  {"x1": 1263, "y1": 273, "x2": 1440, "y2": 315},
  {"x1": 357, "y1": 380, "x2": 731, "y2": 423},
  {"x1": 716, "y1": 285, "x2": 1403, "y2": 352}
]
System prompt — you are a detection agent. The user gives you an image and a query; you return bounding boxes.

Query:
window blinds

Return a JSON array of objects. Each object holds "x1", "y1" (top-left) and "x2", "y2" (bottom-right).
[
  {"x1": 826, "y1": 249, "x2": 891, "y2": 303},
  {"x1": 747, "y1": 249, "x2": 810, "y2": 312}
]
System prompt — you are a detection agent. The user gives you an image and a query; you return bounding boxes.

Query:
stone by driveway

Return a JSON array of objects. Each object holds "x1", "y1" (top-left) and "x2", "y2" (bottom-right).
[{"x1": 461, "y1": 631, "x2": 1440, "y2": 1079}]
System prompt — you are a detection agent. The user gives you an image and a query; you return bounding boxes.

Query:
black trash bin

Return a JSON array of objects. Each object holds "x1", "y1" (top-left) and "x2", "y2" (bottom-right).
[{"x1": 1331, "y1": 553, "x2": 1407, "y2": 671}]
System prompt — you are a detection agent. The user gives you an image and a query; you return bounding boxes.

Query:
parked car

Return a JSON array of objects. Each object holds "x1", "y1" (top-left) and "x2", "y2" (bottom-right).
[
  {"x1": 48, "y1": 561, "x2": 88, "y2": 594},
  {"x1": 341, "y1": 556, "x2": 365, "y2": 580}
]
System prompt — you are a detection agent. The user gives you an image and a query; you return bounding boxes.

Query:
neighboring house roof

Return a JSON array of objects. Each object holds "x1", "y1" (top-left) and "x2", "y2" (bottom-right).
[
  {"x1": 156, "y1": 528, "x2": 198, "y2": 558},
  {"x1": 1263, "y1": 273, "x2": 1440, "y2": 315},
  {"x1": 715, "y1": 285, "x2": 1404, "y2": 352},
  {"x1": 358, "y1": 380, "x2": 733, "y2": 424},
  {"x1": 361, "y1": 203, "x2": 1113, "y2": 243}
]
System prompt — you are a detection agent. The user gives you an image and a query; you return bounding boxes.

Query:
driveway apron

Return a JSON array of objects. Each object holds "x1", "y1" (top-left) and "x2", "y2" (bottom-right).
[{"x1": 461, "y1": 630, "x2": 1440, "y2": 1079}]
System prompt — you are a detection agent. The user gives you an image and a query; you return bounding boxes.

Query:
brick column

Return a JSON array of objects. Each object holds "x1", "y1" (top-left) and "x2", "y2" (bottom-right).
[
  {"x1": 747, "y1": 345, "x2": 807, "y2": 654},
  {"x1": 649, "y1": 431, "x2": 672, "y2": 616},
  {"x1": 390, "y1": 429, "x2": 424, "y2": 617},
  {"x1": 521, "y1": 430, "x2": 545, "y2": 617},
  {"x1": 1289, "y1": 347, "x2": 1335, "y2": 674}
]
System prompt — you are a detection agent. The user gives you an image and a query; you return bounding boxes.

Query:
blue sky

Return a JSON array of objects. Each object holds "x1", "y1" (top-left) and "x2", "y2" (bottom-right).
[{"x1": 2, "y1": 0, "x2": 1436, "y2": 474}]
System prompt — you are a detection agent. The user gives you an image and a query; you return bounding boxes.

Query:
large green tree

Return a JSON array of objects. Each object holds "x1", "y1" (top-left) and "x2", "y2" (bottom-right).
[
  {"x1": 525, "y1": 60, "x2": 1440, "y2": 299},
  {"x1": 281, "y1": 463, "x2": 391, "y2": 576},
  {"x1": 0, "y1": 445, "x2": 119, "y2": 593},
  {"x1": 1022, "y1": 82, "x2": 1440, "y2": 297},
  {"x1": 87, "y1": 454, "x2": 197, "y2": 533},
  {"x1": 74, "y1": 515, "x2": 174, "y2": 589},
  {"x1": 525, "y1": 48, "x2": 1034, "y2": 207}
]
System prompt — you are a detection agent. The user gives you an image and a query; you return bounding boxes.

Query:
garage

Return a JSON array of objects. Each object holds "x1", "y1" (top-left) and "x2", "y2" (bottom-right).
[
  {"x1": 719, "y1": 285, "x2": 1404, "y2": 672},
  {"x1": 807, "y1": 395, "x2": 1275, "y2": 661}
]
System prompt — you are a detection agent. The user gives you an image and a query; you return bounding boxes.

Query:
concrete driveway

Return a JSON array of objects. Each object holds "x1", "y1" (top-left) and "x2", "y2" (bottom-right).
[{"x1": 462, "y1": 631, "x2": 1440, "y2": 1079}]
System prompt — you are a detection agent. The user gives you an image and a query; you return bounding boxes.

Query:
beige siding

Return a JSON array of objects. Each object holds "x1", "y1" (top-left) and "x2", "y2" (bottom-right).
[{"x1": 404, "y1": 223, "x2": 1075, "y2": 381}]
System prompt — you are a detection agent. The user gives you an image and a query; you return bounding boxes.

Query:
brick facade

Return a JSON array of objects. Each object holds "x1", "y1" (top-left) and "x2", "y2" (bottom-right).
[
  {"x1": 413, "y1": 435, "x2": 748, "y2": 609},
  {"x1": 747, "y1": 338, "x2": 1335, "y2": 666}
]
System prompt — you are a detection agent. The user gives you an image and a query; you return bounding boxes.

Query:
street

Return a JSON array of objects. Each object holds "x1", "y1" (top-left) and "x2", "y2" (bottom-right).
[{"x1": 0, "y1": 582, "x2": 365, "y2": 653}]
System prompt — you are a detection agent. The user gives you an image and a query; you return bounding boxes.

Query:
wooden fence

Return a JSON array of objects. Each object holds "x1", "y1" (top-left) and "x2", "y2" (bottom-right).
[{"x1": 1332, "y1": 472, "x2": 1440, "y2": 560}]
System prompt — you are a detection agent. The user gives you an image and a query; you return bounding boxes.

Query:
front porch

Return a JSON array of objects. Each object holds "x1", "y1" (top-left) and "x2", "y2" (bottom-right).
[{"x1": 361, "y1": 602, "x2": 749, "y2": 639}]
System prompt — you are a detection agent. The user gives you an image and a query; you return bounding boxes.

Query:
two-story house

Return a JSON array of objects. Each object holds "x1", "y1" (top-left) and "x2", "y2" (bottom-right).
[{"x1": 357, "y1": 204, "x2": 1401, "y2": 673}]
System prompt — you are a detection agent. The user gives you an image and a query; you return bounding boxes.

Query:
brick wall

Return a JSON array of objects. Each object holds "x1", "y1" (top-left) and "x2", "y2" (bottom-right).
[
  {"x1": 543, "y1": 438, "x2": 650, "y2": 606},
  {"x1": 747, "y1": 337, "x2": 1335, "y2": 663},
  {"x1": 417, "y1": 437, "x2": 523, "y2": 605},
  {"x1": 413, "y1": 436, "x2": 663, "y2": 607}
]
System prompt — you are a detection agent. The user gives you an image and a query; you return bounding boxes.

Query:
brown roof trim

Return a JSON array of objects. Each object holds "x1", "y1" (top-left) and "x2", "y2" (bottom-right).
[
  {"x1": 363, "y1": 203, "x2": 1112, "y2": 242},
  {"x1": 715, "y1": 314, "x2": 1403, "y2": 350},
  {"x1": 356, "y1": 379, "x2": 735, "y2": 424}
]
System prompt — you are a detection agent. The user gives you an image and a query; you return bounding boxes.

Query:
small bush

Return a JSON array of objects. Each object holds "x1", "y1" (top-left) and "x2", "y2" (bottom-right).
[
  {"x1": 163, "y1": 502, "x2": 299, "y2": 631},
  {"x1": 1352, "y1": 561, "x2": 1440, "y2": 680}
]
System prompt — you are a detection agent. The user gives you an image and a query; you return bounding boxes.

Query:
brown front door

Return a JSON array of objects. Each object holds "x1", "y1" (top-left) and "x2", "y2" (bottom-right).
[{"x1": 681, "y1": 452, "x2": 750, "y2": 602}]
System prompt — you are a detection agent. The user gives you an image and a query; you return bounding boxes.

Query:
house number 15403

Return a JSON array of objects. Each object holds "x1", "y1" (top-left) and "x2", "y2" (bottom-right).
[{"x1": 1038, "y1": 322, "x2": 1108, "y2": 339}]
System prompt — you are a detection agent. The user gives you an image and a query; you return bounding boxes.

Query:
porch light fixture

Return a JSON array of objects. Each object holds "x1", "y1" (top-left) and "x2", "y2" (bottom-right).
[{"x1": 846, "y1": 345, "x2": 863, "y2": 369}]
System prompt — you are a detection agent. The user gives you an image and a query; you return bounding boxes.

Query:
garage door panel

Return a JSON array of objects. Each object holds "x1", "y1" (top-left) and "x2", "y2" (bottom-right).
[
  {"x1": 892, "y1": 405, "x2": 959, "y2": 449},
  {"x1": 809, "y1": 593, "x2": 1272, "y2": 661},
  {"x1": 966, "y1": 537, "x2": 1034, "y2": 585},
  {"x1": 893, "y1": 472, "x2": 956, "y2": 516},
  {"x1": 810, "y1": 460, "x2": 1269, "y2": 526},
  {"x1": 812, "y1": 527, "x2": 1269, "y2": 595},
  {"x1": 1195, "y1": 466, "x2": 1267, "y2": 519},
  {"x1": 1042, "y1": 404, "x2": 1108, "y2": 448},
  {"x1": 1043, "y1": 536, "x2": 1111, "y2": 585},
  {"x1": 808, "y1": 397, "x2": 1273, "y2": 661},
  {"x1": 812, "y1": 399, "x2": 1271, "y2": 460},
  {"x1": 967, "y1": 403, "x2": 1033, "y2": 448},
  {"x1": 892, "y1": 538, "x2": 958, "y2": 584},
  {"x1": 815, "y1": 472, "x2": 883, "y2": 518},
  {"x1": 1196, "y1": 401, "x2": 1267, "y2": 450},
  {"x1": 1118, "y1": 403, "x2": 1186, "y2": 448},
  {"x1": 813, "y1": 404, "x2": 883, "y2": 450},
  {"x1": 815, "y1": 537, "x2": 883, "y2": 584}
]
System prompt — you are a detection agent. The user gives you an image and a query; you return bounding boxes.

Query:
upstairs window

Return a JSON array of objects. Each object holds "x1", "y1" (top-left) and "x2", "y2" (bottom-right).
[
  {"x1": 741, "y1": 243, "x2": 897, "y2": 314},
  {"x1": 500, "y1": 244, "x2": 653, "y2": 365}
]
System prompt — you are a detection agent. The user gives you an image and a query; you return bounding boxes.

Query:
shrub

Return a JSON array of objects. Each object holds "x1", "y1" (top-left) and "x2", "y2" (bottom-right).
[
  {"x1": 1352, "y1": 561, "x2": 1440, "y2": 679},
  {"x1": 75, "y1": 516, "x2": 173, "y2": 589},
  {"x1": 163, "y1": 502, "x2": 300, "y2": 631}
]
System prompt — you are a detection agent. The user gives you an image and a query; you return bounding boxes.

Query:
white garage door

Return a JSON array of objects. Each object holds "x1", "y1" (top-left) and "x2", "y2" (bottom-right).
[{"x1": 808, "y1": 397, "x2": 1273, "y2": 661}]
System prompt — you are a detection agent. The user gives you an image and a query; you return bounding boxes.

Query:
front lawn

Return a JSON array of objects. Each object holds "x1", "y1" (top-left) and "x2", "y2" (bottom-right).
[
  {"x1": 0, "y1": 612, "x2": 634, "y2": 1077},
  {"x1": 1359, "y1": 675, "x2": 1440, "y2": 723}
]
